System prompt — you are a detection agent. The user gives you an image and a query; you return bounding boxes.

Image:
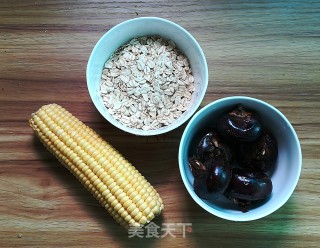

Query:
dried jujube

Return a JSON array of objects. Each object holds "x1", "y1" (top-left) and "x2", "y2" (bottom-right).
[
  {"x1": 217, "y1": 104, "x2": 262, "y2": 142},
  {"x1": 189, "y1": 157, "x2": 231, "y2": 200},
  {"x1": 238, "y1": 130, "x2": 278, "y2": 174},
  {"x1": 225, "y1": 168, "x2": 272, "y2": 202},
  {"x1": 193, "y1": 176, "x2": 212, "y2": 200},
  {"x1": 188, "y1": 156, "x2": 208, "y2": 178},
  {"x1": 188, "y1": 103, "x2": 278, "y2": 212},
  {"x1": 196, "y1": 131, "x2": 233, "y2": 163},
  {"x1": 206, "y1": 158, "x2": 232, "y2": 198}
]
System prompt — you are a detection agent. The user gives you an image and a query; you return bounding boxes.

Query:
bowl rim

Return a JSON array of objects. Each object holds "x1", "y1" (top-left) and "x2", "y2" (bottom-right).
[
  {"x1": 178, "y1": 96, "x2": 302, "y2": 221},
  {"x1": 86, "y1": 16, "x2": 208, "y2": 136}
]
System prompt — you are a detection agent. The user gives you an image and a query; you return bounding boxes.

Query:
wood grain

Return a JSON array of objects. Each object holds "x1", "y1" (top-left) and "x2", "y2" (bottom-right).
[{"x1": 0, "y1": 0, "x2": 319, "y2": 247}]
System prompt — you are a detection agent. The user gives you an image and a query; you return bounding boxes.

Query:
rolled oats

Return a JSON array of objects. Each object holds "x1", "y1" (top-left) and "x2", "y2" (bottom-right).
[{"x1": 100, "y1": 35, "x2": 195, "y2": 130}]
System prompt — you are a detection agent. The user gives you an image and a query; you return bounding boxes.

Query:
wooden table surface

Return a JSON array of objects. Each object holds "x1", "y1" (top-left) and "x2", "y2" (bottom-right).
[{"x1": 1, "y1": 0, "x2": 319, "y2": 247}]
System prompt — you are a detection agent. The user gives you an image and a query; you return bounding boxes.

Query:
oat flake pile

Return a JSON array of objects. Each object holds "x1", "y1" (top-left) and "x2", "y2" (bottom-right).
[{"x1": 100, "y1": 35, "x2": 195, "y2": 131}]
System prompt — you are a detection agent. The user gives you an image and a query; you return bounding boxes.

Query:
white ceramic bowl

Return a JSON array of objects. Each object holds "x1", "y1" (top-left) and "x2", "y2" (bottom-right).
[
  {"x1": 178, "y1": 96, "x2": 302, "y2": 221},
  {"x1": 86, "y1": 17, "x2": 208, "y2": 136}
]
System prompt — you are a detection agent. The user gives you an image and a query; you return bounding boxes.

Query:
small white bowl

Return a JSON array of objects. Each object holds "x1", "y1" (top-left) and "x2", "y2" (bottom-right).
[
  {"x1": 178, "y1": 96, "x2": 302, "y2": 221},
  {"x1": 86, "y1": 17, "x2": 208, "y2": 136}
]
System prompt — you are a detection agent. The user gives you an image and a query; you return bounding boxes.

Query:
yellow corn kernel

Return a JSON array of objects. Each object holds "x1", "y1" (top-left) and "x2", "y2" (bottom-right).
[{"x1": 29, "y1": 103, "x2": 163, "y2": 228}]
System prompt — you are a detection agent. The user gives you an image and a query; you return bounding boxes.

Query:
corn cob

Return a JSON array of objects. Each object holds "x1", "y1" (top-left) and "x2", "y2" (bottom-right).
[{"x1": 29, "y1": 103, "x2": 163, "y2": 228}]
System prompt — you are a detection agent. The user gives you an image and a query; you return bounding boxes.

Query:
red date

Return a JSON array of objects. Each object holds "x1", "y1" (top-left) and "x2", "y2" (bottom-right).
[
  {"x1": 225, "y1": 168, "x2": 272, "y2": 201},
  {"x1": 188, "y1": 156, "x2": 208, "y2": 178},
  {"x1": 188, "y1": 104, "x2": 277, "y2": 212},
  {"x1": 206, "y1": 158, "x2": 232, "y2": 197},
  {"x1": 191, "y1": 157, "x2": 231, "y2": 200},
  {"x1": 217, "y1": 104, "x2": 262, "y2": 142},
  {"x1": 239, "y1": 130, "x2": 278, "y2": 174},
  {"x1": 196, "y1": 131, "x2": 233, "y2": 163}
]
